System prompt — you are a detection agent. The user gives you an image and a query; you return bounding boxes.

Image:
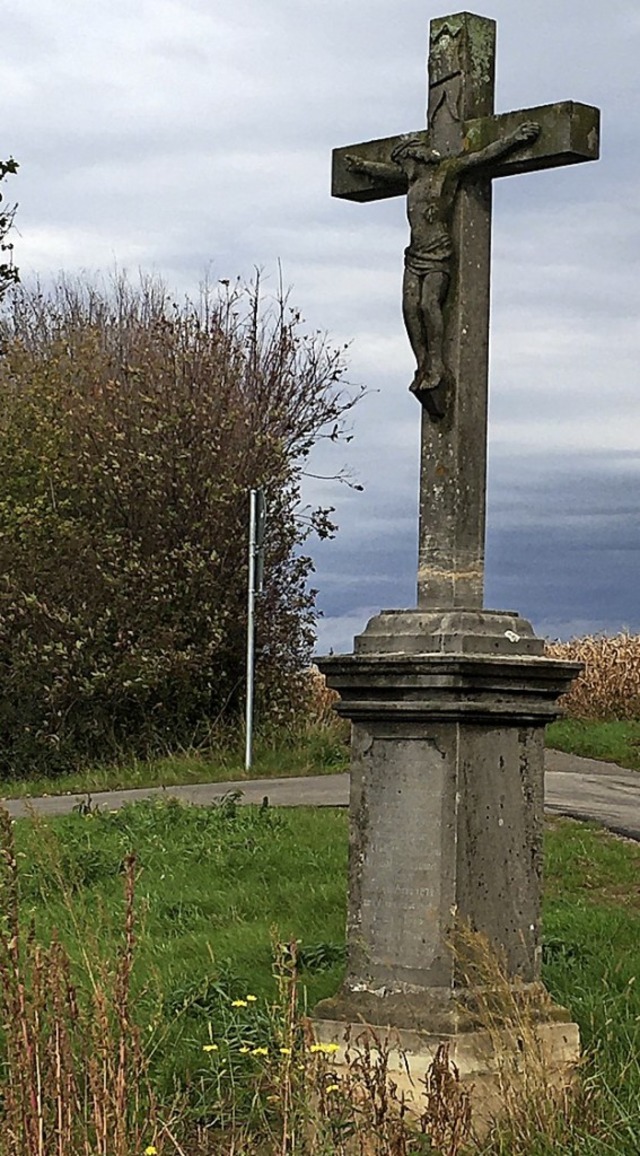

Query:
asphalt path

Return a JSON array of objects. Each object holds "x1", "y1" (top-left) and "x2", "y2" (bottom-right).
[
  {"x1": 543, "y1": 749, "x2": 640, "y2": 840},
  {"x1": 2, "y1": 749, "x2": 639, "y2": 841}
]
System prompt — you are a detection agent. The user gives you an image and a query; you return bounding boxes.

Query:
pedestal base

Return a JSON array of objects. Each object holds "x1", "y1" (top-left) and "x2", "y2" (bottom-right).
[
  {"x1": 314, "y1": 607, "x2": 582, "y2": 1131},
  {"x1": 313, "y1": 979, "x2": 573, "y2": 1035}
]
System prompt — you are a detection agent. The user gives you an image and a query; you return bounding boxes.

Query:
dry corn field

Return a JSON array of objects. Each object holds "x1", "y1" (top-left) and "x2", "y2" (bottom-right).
[
  {"x1": 306, "y1": 664, "x2": 342, "y2": 725},
  {"x1": 310, "y1": 633, "x2": 640, "y2": 723},
  {"x1": 544, "y1": 632, "x2": 640, "y2": 720}
]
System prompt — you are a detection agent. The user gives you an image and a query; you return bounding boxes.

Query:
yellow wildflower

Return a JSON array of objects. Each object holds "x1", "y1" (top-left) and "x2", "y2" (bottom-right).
[
  {"x1": 326, "y1": 1084, "x2": 340, "y2": 1093},
  {"x1": 202, "y1": 1044, "x2": 218, "y2": 1052},
  {"x1": 251, "y1": 1046, "x2": 269, "y2": 1056},
  {"x1": 246, "y1": 994, "x2": 258, "y2": 1002},
  {"x1": 279, "y1": 1046, "x2": 292, "y2": 1055},
  {"x1": 144, "y1": 1147, "x2": 158, "y2": 1156},
  {"x1": 231, "y1": 999, "x2": 248, "y2": 1008},
  {"x1": 310, "y1": 1042, "x2": 340, "y2": 1055},
  {"x1": 239, "y1": 1046, "x2": 251, "y2": 1054}
]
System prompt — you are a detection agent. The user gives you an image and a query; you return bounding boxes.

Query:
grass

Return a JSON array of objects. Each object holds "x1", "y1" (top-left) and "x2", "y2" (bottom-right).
[
  {"x1": 11, "y1": 799, "x2": 349, "y2": 1109},
  {"x1": 537, "y1": 820, "x2": 640, "y2": 1154},
  {"x1": 0, "y1": 722, "x2": 349, "y2": 800},
  {"x1": 3, "y1": 802, "x2": 640, "y2": 1152},
  {"x1": 546, "y1": 718, "x2": 640, "y2": 771}
]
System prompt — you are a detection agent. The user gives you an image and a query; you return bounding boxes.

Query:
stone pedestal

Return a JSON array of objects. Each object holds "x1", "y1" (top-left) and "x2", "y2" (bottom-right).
[{"x1": 313, "y1": 609, "x2": 582, "y2": 1114}]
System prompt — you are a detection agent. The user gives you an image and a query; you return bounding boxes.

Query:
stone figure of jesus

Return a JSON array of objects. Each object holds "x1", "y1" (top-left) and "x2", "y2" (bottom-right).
[{"x1": 345, "y1": 121, "x2": 540, "y2": 399}]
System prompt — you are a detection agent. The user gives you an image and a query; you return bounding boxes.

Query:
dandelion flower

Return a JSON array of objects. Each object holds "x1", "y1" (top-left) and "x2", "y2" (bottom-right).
[
  {"x1": 231, "y1": 999, "x2": 248, "y2": 1008},
  {"x1": 202, "y1": 1044, "x2": 219, "y2": 1052},
  {"x1": 246, "y1": 994, "x2": 258, "y2": 1002},
  {"x1": 144, "y1": 1147, "x2": 158, "y2": 1156},
  {"x1": 251, "y1": 1046, "x2": 269, "y2": 1056}
]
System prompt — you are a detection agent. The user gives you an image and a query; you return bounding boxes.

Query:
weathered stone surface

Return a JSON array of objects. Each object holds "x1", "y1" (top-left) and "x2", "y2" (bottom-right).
[
  {"x1": 313, "y1": 1017, "x2": 580, "y2": 1077},
  {"x1": 332, "y1": 11, "x2": 600, "y2": 608},
  {"x1": 332, "y1": 101, "x2": 599, "y2": 201},
  {"x1": 312, "y1": 1018, "x2": 581, "y2": 1133},
  {"x1": 354, "y1": 608, "x2": 545, "y2": 656},
  {"x1": 420, "y1": 10, "x2": 498, "y2": 597},
  {"x1": 317, "y1": 640, "x2": 579, "y2": 1025},
  {"x1": 322, "y1": 653, "x2": 581, "y2": 727},
  {"x1": 318, "y1": 9, "x2": 596, "y2": 1109},
  {"x1": 466, "y1": 101, "x2": 600, "y2": 176}
]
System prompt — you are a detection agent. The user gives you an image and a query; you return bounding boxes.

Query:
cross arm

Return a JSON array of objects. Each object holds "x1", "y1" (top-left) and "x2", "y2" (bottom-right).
[
  {"x1": 332, "y1": 101, "x2": 599, "y2": 203},
  {"x1": 463, "y1": 101, "x2": 600, "y2": 178},
  {"x1": 332, "y1": 137, "x2": 408, "y2": 203}
]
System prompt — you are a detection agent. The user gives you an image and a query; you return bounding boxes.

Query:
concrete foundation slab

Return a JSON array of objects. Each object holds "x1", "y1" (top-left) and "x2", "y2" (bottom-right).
[{"x1": 313, "y1": 1016, "x2": 581, "y2": 1130}]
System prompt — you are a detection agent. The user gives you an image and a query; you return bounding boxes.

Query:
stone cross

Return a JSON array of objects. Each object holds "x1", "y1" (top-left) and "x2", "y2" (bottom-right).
[
  {"x1": 332, "y1": 12, "x2": 599, "y2": 611},
  {"x1": 315, "y1": 12, "x2": 598, "y2": 1106}
]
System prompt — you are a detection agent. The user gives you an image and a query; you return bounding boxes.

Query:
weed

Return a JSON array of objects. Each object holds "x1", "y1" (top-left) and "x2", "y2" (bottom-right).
[
  {"x1": 0, "y1": 808, "x2": 167, "y2": 1154},
  {"x1": 2, "y1": 804, "x2": 640, "y2": 1153}
]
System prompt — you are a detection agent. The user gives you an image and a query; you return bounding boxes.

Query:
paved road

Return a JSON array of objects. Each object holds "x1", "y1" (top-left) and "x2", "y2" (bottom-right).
[
  {"x1": 544, "y1": 749, "x2": 640, "y2": 840},
  {"x1": 2, "y1": 749, "x2": 639, "y2": 840}
]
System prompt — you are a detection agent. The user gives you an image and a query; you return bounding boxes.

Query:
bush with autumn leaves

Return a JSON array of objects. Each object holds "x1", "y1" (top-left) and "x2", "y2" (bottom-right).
[{"x1": 0, "y1": 274, "x2": 358, "y2": 778}]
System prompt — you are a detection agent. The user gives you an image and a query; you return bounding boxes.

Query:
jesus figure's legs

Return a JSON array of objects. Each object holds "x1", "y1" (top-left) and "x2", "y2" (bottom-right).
[
  {"x1": 402, "y1": 267, "x2": 449, "y2": 395},
  {"x1": 402, "y1": 268, "x2": 428, "y2": 392},
  {"x1": 420, "y1": 270, "x2": 449, "y2": 391}
]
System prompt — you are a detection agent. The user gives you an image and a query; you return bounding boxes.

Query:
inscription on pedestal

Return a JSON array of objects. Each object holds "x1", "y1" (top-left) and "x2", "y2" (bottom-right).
[
  {"x1": 346, "y1": 718, "x2": 547, "y2": 991},
  {"x1": 354, "y1": 735, "x2": 451, "y2": 984}
]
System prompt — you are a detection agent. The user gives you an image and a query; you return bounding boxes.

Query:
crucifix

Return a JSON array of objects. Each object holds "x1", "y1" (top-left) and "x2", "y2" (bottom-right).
[
  {"x1": 333, "y1": 12, "x2": 599, "y2": 612},
  {"x1": 315, "y1": 13, "x2": 598, "y2": 1086}
]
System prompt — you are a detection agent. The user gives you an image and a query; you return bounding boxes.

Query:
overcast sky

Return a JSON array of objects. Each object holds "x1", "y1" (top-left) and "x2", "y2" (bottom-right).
[{"x1": 4, "y1": 0, "x2": 639, "y2": 653}]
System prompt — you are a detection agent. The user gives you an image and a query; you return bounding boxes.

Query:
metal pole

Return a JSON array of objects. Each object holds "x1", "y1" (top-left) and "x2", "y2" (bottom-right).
[{"x1": 245, "y1": 489, "x2": 257, "y2": 772}]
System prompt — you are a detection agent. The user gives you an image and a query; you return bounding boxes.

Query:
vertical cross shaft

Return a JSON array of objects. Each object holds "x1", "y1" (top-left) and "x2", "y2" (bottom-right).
[
  {"x1": 331, "y1": 13, "x2": 598, "y2": 617},
  {"x1": 417, "y1": 14, "x2": 496, "y2": 609}
]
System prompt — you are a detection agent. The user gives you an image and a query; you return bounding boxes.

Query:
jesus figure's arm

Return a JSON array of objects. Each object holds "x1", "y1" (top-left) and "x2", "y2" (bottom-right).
[
  {"x1": 343, "y1": 154, "x2": 399, "y2": 182},
  {"x1": 458, "y1": 121, "x2": 540, "y2": 173}
]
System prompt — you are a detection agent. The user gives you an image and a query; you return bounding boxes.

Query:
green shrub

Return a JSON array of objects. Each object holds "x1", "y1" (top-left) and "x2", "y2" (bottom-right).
[{"x1": 0, "y1": 274, "x2": 357, "y2": 778}]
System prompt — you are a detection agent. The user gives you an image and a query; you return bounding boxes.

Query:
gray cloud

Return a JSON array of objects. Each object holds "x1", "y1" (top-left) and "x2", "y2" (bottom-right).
[
  {"x1": 4, "y1": 0, "x2": 639, "y2": 650},
  {"x1": 314, "y1": 452, "x2": 640, "y2": 654}
]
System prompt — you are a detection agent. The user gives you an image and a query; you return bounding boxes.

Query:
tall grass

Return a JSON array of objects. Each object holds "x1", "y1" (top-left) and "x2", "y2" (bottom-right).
[
  {"x1": 0, "y1": 810, "x2": 165, "y2": 1155},
  {"x1": 0, "y1": 804, "x2": 473, "y2": 1154},
  {"x1": 1, "y1": 804, "x2": 639, "y2": 1153}
]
